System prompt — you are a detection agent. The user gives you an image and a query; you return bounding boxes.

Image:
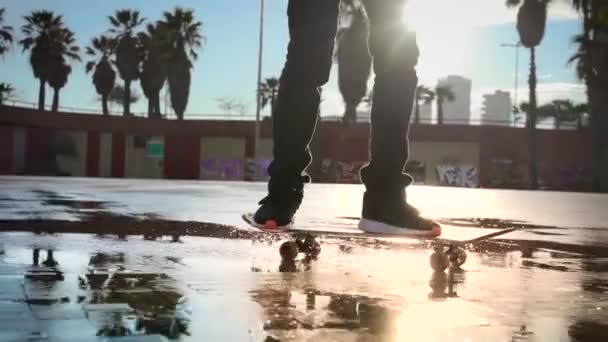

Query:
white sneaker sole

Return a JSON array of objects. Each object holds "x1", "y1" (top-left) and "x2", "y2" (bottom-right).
[{"x1": 358, "y1": 218, "x2": 442, "y2": 238}]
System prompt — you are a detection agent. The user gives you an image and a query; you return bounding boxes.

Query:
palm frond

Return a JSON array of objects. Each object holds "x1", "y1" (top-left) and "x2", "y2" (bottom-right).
[{"x1": 86, "y1": 61, "x2": 96, "y2": 73}]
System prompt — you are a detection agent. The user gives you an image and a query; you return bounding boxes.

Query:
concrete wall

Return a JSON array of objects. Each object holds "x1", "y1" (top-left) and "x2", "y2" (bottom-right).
[
  {"x1": 410, "y1": 142, "x2": 480, "y2": 185},
  {"x1": 200, "y1": 137, "x2": 246, "y2": 159},
  {"x1": 256, "y1": 138, "x2": 273, "y2": 159},
  {"x1": 55, "y1": 130, "x2": 87, "y2": 177},
  {"x1": 125, "y1": 135, "x2": 164, "y2": 179},
  {"x1": 99, "y1": 132, "x2": 113, "y2": 177},
  {"x1": 0, "y1": 126, "x2": 14, "y2": 174},
  {"x1": 12, "y1": 127, "x2": 26, "y2": 174},
  {"x1": 0, "y1": 105, "x2": 594, "y2": 191}
]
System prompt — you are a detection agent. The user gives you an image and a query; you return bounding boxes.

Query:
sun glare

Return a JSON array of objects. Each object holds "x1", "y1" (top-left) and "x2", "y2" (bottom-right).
[{"x1": 402, "y1": 0, "x2": 481, "y2": 84}]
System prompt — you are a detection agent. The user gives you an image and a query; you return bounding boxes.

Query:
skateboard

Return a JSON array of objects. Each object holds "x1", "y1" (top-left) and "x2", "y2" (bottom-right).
[{"x1": 242, "y1": 213, "x2": 517, "y2": 272}]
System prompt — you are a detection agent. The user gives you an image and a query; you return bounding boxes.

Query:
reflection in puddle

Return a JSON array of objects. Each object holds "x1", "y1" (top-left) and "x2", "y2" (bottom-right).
[
  {"x1": 82, "y1": 252, "x2": 191, "y2": 339},
  {"x1": 251, "y1": 264, "x2": 469, "y2": 340},
  {"x1": 1, "y1": 230, "x2": 608, "y2": 341}
]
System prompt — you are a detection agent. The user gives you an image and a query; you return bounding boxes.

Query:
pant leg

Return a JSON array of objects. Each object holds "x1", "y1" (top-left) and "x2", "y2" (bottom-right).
[
  {"x1": 267, "y1": 0, "x2": 341, "y2": 192},
  {"x1": 359, "y1": 0, "x2": 419, "y2": 191}
]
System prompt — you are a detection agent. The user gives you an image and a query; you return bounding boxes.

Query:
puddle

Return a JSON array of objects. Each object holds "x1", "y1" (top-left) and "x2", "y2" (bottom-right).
[{"x1": 0, "y1": 220, "x2": 607, "y2": 341}]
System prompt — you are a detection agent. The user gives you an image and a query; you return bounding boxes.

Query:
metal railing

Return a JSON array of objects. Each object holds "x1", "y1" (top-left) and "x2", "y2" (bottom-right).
[{"x1": 0, "y1": 98, "x2": 588, "y2": 130}]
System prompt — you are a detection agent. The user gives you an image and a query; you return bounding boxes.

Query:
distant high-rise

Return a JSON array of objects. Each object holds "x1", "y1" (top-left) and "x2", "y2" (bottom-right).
[
  {"x1": 437, "y1": 75, "x2": 472, "y2": 125},
  {"x1": 482, "y1": 90, "x2": 512, "y2": 126},
  {"x1": 418, "y1": 102, "x2": 432, "y2": 124}
]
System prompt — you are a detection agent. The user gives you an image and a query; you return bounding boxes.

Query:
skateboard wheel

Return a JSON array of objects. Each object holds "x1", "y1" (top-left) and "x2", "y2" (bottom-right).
[
  {"x1": 430, "y1": 251, "x2": 449, "y2": 272},
  {"x1": 305, "y1": 240, "x2": 321, "y2": 259},
  {"x1": 295, "y1": 235, "x2": 321, "y2": 259},
  {"x1": 450, "y1": 248, "x2": 467, "y2": 268},
  {"x1": 279, "y1": 241, "x2": 299, "y2": 261}
]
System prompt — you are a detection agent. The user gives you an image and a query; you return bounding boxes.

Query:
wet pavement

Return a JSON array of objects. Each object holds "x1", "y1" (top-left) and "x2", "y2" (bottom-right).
[{"x1": 0, "y1": 176, "x2": 607, "y2": 341}]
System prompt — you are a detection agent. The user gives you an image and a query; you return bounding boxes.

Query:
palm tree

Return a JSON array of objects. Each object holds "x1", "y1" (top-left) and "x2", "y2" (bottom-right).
[
  {"x1": 0, "y1": 82, "x2": 15, "y2": 104},
  {"x1": 521, "y1": 100, "x2": 587, "y2": 130},
  {"x1": 573, "y1": 103, "x2": 588, "y2": 130},
  {"x1": 434, "y1": 85, "x2": 454, "y2": 125},
  {"x1": 414, "y1": 85, "x2": 435, "y2": 124},
  {"x1": 569, "y1": 0, "x2": 608, "y2": 191},
  {"x1": 47, "y1": 56, "x2": 71, "y2": 112},
  {"x1": 86, "y1": 35, "x2": 116, "y2": 115},
  {"x1": 259, "y1": 77, "x2": 279, "y2": 117},
  {"x1": 158, "y1": 7, "x2": 204, "y2": 120},
  {"x1": 19, "y1": 11, "x2": 79, "y2": 111},
  {"x1": 47, "y1": 29, "x2": 79, "y2": 112},
  {"x1": 106, "y1": 84, "x2": 140, "y2": 113},
  {"x1": 108, "y1": 9, "x2": 145, "y2": 116},
  {"x1": 506, "y1": 0, "x2": 549, "y2": 190},
  {"x1": 336, "y1": 1, "x2": 371, "y2": 125},
  {"x1": 0, "y1": 8, "x2": 13, "y2": 57},
  {"x1": 139, "y1": 23, "x2": 168, "y2": 118}
]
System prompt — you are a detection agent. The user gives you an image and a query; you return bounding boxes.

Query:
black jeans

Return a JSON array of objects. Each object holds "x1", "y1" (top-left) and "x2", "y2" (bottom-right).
[{"x1": 267, "y1": 0, "x2": 419, "y2": 194}]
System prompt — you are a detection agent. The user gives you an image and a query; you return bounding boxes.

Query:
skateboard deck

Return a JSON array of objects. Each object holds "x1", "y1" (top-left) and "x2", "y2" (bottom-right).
[{"x1": 241, "y1": 213, "x2": 517, "y2": 245}]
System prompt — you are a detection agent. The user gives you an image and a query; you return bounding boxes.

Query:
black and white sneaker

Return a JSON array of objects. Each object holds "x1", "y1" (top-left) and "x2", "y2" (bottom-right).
[
  {"x1": 358, "y1": 191, "x2": 441, "y2": 237},
  {"x1": 250, "y1": 175, "x2": 309, "y2": 231}
]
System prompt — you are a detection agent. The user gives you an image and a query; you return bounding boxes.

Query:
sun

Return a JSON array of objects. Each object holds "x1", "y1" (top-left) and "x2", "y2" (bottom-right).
[{"x1": 402, "y1": 0, "x2": 479, "y2": 85}]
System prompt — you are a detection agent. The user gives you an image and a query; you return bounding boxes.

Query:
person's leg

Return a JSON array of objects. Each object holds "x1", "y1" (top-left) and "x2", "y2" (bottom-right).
[
  {"x1": 359, "y1": 0, "x2": 440, "y2": 236},
  {"x1": 254, "y1": 0, "x2": 341, "y2": 228}
]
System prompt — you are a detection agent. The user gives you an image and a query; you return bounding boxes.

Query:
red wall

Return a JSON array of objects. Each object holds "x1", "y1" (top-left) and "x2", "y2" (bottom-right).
[
  {"x1": 0, "y1": 125, "x2": 13, "y2": 174},
  {"x1": 0, "y1": 105, "x2": 594, "y2": 190},
  {"x1": 164, "y1": 135, "x2": 201, "y2": 179},
  {"x1": 86, "y1": 131, "x2": 100, "y2": 177},
  {"x1": 111, "y1": 132, "x2": 125, "y2": 178}
]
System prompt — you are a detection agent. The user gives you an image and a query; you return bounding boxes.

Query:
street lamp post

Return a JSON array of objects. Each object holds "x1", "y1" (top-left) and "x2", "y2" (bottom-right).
[
  {"x1": 254, "y1": 0, "x2": 265, "y2": 160},
  {"x1": 501, "y1": 42, "x2": 521, "y2": 125}
]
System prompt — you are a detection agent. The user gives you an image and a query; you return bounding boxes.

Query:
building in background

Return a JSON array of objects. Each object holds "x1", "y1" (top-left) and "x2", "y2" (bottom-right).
[
  {"x1": 438, "y1": 75, "x2": 472, "y2": 125},
  {"x1": 482, "y1": 90, "x2": 512, "y2": 126},
  {"x1": 418, "y1": 102, "x2": 432, "y2": 124}
]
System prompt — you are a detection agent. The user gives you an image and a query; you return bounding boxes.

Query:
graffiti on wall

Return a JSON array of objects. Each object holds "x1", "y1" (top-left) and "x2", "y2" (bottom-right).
[
  {"x1": 436, "y1": 164, "x2": 478, "y2": 187},
  {"x1": 559, "y1": 161, "x2": 592, "y2": 190},
  {"x1": 404, "y1": 161, "x2": 426, "y2": 184},
  {"x1": 317, "y1": 160, "x2": 366, "y2": 183},
  {"x1": 200, "y1": 158, "x2": 244, "y2": 180},
  {"x1": 199, "y1": 158, "x2": 272, "y2": 181},
  {"x1": 244, "y1": 158, "x2": 271, "y2": 181},
  {"x1": 486, "y1": 159, "x2": 527, "y2": 189},
  {"x1": 315, "y1": 159, "x2": 427, "y2": 184}
]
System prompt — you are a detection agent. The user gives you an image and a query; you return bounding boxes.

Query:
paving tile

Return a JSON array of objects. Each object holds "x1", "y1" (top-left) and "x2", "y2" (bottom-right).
[
  {"x1": 0, "y1": 277, "x2": 25, "y2": 300},
  {"x1": 84, "y1": 304, "x2": 133, "y2": 313},
  {"x1": 31, "y1": 303, "x2": 86, "y2": 320},
  {"x1": 107, "y1": 335, "x2": 169, "y2": 342}
]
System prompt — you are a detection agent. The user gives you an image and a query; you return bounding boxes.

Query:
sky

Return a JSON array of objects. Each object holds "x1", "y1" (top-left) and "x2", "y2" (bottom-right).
[{"x1": 0, "y1": 0, "x2": 586, "y2": 120}]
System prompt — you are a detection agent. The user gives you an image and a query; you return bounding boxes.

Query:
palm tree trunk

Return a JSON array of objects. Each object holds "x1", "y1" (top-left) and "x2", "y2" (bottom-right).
[
  {"x1": 527, "y1": 47, "x2": 539, "y2": 190},
  {"x1": 414, "y1": 100, "x2": 420, "y2": 124},
  {"x1": 38, "y1": 79, "x2": 46, "y2": 111},
  {"x1": 152, "y1": 90, "x2": 160, "y2": 118},
  {"x1": 343, "y1": 102, "x2": 357, "y2": 124},
  {"x1": 584, "y1": 2, "x2": 604, "y2": 191},
  {"x1": 52, "y1": 88, "x2": 59, "y2": 112},
  {"x1": 124, "y1": 79, "x2": 131, "y2": 116},
  {"x1": 270, "y1": 91, "x2": 277, "y2": 118},
  {"x1": 102, "y1": 94, "x2": 109, "y2": 115},
  {"x1": 437, "y1": 98, "x2": 444, "y2": 125},
  {"x1": 147, "y1": 99, "x2": 154, "y2": 118}
]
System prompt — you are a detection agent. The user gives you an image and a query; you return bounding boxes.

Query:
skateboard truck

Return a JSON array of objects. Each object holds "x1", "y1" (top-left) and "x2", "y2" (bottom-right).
[
  {"x1": 430, "y1": 241, "x2": 467, "y2": 272},
  {"x1": 279, "y1": 233, "x2": 321, "y2": 261}
]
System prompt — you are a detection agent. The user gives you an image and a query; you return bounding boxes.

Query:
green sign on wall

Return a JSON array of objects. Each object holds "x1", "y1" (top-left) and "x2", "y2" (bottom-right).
[{"x1": 147, "y1": 140, "x2": 164, "y2": 159}]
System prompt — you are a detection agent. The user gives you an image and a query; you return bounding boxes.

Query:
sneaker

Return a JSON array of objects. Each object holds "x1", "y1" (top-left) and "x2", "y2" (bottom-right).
[
  {"x1": 252, "y1": 175, "x2": 309, "y2": 231},
  {"x1": 358, "y1": 191, "x2": 441, "y2": 237}
]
